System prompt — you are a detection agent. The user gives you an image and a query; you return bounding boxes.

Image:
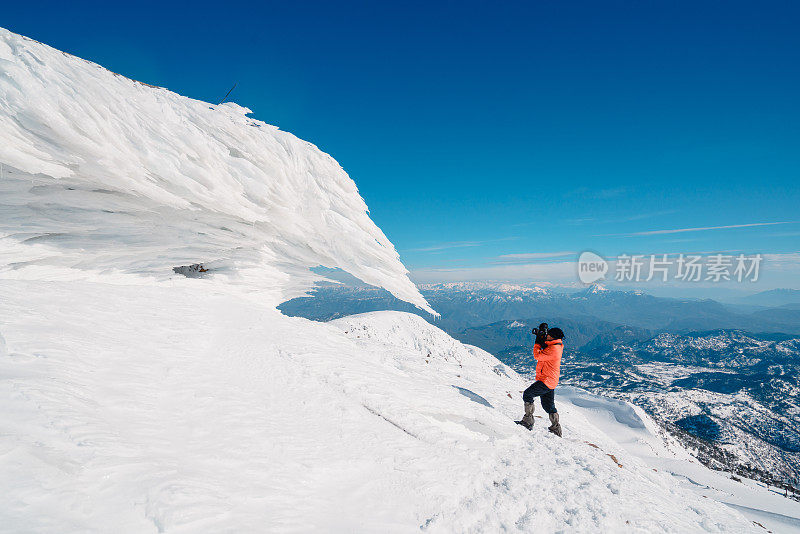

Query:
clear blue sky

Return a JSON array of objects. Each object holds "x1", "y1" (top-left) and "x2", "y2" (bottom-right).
[{"x1": 5, "y1": 1, "x2": 800, "y2": 288}]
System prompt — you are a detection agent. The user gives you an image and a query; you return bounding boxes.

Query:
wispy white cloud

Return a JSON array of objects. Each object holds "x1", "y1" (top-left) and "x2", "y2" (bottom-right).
[
  {"x1": 595, "y1": 187, "x2": 628, "y2": 199},
  {"x1": 493, "y1": 251, "x2": 575, "y2": 263},
  {"x1": 405, "y1": 241, "x2": 483, "y2": 253},
  {"x1": 514, "y1": 210, "x2": 677, "y2": 229},
  {"x1": 762, "y1": 252, "x2": 800, "y2": 271},
  {"x1": 404, "y1": 237, "x2": 517, "y2": 253},
  {"x1": 616, "y1": 209, "x2": 679, "y2": 223},
  {"x1": 769, "y1": 231, "x2": 800, "y2": 238},
  {"x1": 599, "y1": 221, "x2": 796, "y2": 237},
  {"x1": 565, "y1": 217, "x2": 596, "y2": 225},
  {"x1": 659, "y1": 237, "x2": 701, "y2": 244},
  {"x1": 513, "y1": 217, "x2": 593, "y2": 228},
  {"x1": 410, "y1": 260, "x2": 578, "y2": 283},
  {"x1": 570, "y1": 186, "x2": 628, "y2": 200}
]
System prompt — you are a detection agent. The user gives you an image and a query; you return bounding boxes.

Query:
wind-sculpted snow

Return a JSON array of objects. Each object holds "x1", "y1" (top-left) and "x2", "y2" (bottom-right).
[{"x1": 0, "y1": 28, "x2": 432, "y2": 313}]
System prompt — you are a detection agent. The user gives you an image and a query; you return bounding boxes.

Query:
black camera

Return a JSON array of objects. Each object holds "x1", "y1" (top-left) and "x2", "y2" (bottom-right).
[
  {"x1": 531, "y1": 322, "x2": 548, "y2": 337},
  {"x1": 532, "y1": 322, "x2": 548, "y2": 346}
]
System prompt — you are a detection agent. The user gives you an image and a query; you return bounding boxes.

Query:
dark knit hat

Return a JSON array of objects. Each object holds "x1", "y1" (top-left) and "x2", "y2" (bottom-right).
[{"x1": 548, "y1": 327, "x2": 564, "y2": 340}]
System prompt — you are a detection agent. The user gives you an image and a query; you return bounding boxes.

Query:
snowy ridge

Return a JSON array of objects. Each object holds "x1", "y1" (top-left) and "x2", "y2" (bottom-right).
[
  {"x1": 0, "y1": 28, "x2": 431, "y2": 313},
  {"x1": 419, "y1": 281, "x2": 551, "y2": 294}
]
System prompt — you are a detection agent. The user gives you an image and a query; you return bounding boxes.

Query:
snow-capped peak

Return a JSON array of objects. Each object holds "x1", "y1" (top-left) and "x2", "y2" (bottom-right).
[{"x1": 575, "y1": 283, "x2": 609, "y2": 296}]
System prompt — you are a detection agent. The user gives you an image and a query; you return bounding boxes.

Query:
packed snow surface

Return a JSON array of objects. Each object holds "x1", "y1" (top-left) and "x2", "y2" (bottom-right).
[{"x1": 0, "y1": 27, "x2": 785, "y2": 533}]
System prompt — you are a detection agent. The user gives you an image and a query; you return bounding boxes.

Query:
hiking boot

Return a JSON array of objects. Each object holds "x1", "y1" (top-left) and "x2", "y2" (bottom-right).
[
  {"x1": 548, "y1": 412, "x2": 562, "y2": 437},
  {"x1": 515, "y1": 402, "x2": 535, "y2": 430}
]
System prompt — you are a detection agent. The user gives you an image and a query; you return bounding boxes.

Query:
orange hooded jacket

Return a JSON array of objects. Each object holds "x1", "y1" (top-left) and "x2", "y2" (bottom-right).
[{"x1": 533, "y1": 339, "x2": 563, "y2": 389}]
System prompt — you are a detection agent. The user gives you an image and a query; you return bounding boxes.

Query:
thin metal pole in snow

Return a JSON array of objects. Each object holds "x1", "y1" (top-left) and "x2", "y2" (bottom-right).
[{"x1": 217, "y1": 83, "x2": 238, "y2": 106}]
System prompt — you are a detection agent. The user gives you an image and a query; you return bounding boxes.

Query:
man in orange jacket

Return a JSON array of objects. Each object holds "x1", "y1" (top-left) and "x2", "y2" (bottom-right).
[{"x1": 516, "y1": 326, "x2": 564, "y2": 436}]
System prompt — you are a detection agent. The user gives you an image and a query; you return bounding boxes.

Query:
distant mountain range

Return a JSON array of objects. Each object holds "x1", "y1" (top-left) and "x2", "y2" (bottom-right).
[
  {"x1": 281, "y1": 282, "x2": 800, "y2": 335},
  {"x1": 739, "y1": 288, "x2": 800, "y2": 308}
]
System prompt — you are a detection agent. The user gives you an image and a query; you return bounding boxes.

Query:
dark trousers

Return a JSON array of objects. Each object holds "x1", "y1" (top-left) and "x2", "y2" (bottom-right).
[{"x1": 523, "y1": 381, "x2": 557, "y2": 414}]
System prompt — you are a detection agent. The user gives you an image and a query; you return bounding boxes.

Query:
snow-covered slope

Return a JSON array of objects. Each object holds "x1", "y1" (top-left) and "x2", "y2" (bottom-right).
[
  {"x1": 0, "y1": 282, "x2": 761, "y2": 532},
  {"x1": 0, "y1": 27, "x2": 431, "y2": 313},
  {"x1": 0, "y1": 28, "x2": 775, "y2": 533}
]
